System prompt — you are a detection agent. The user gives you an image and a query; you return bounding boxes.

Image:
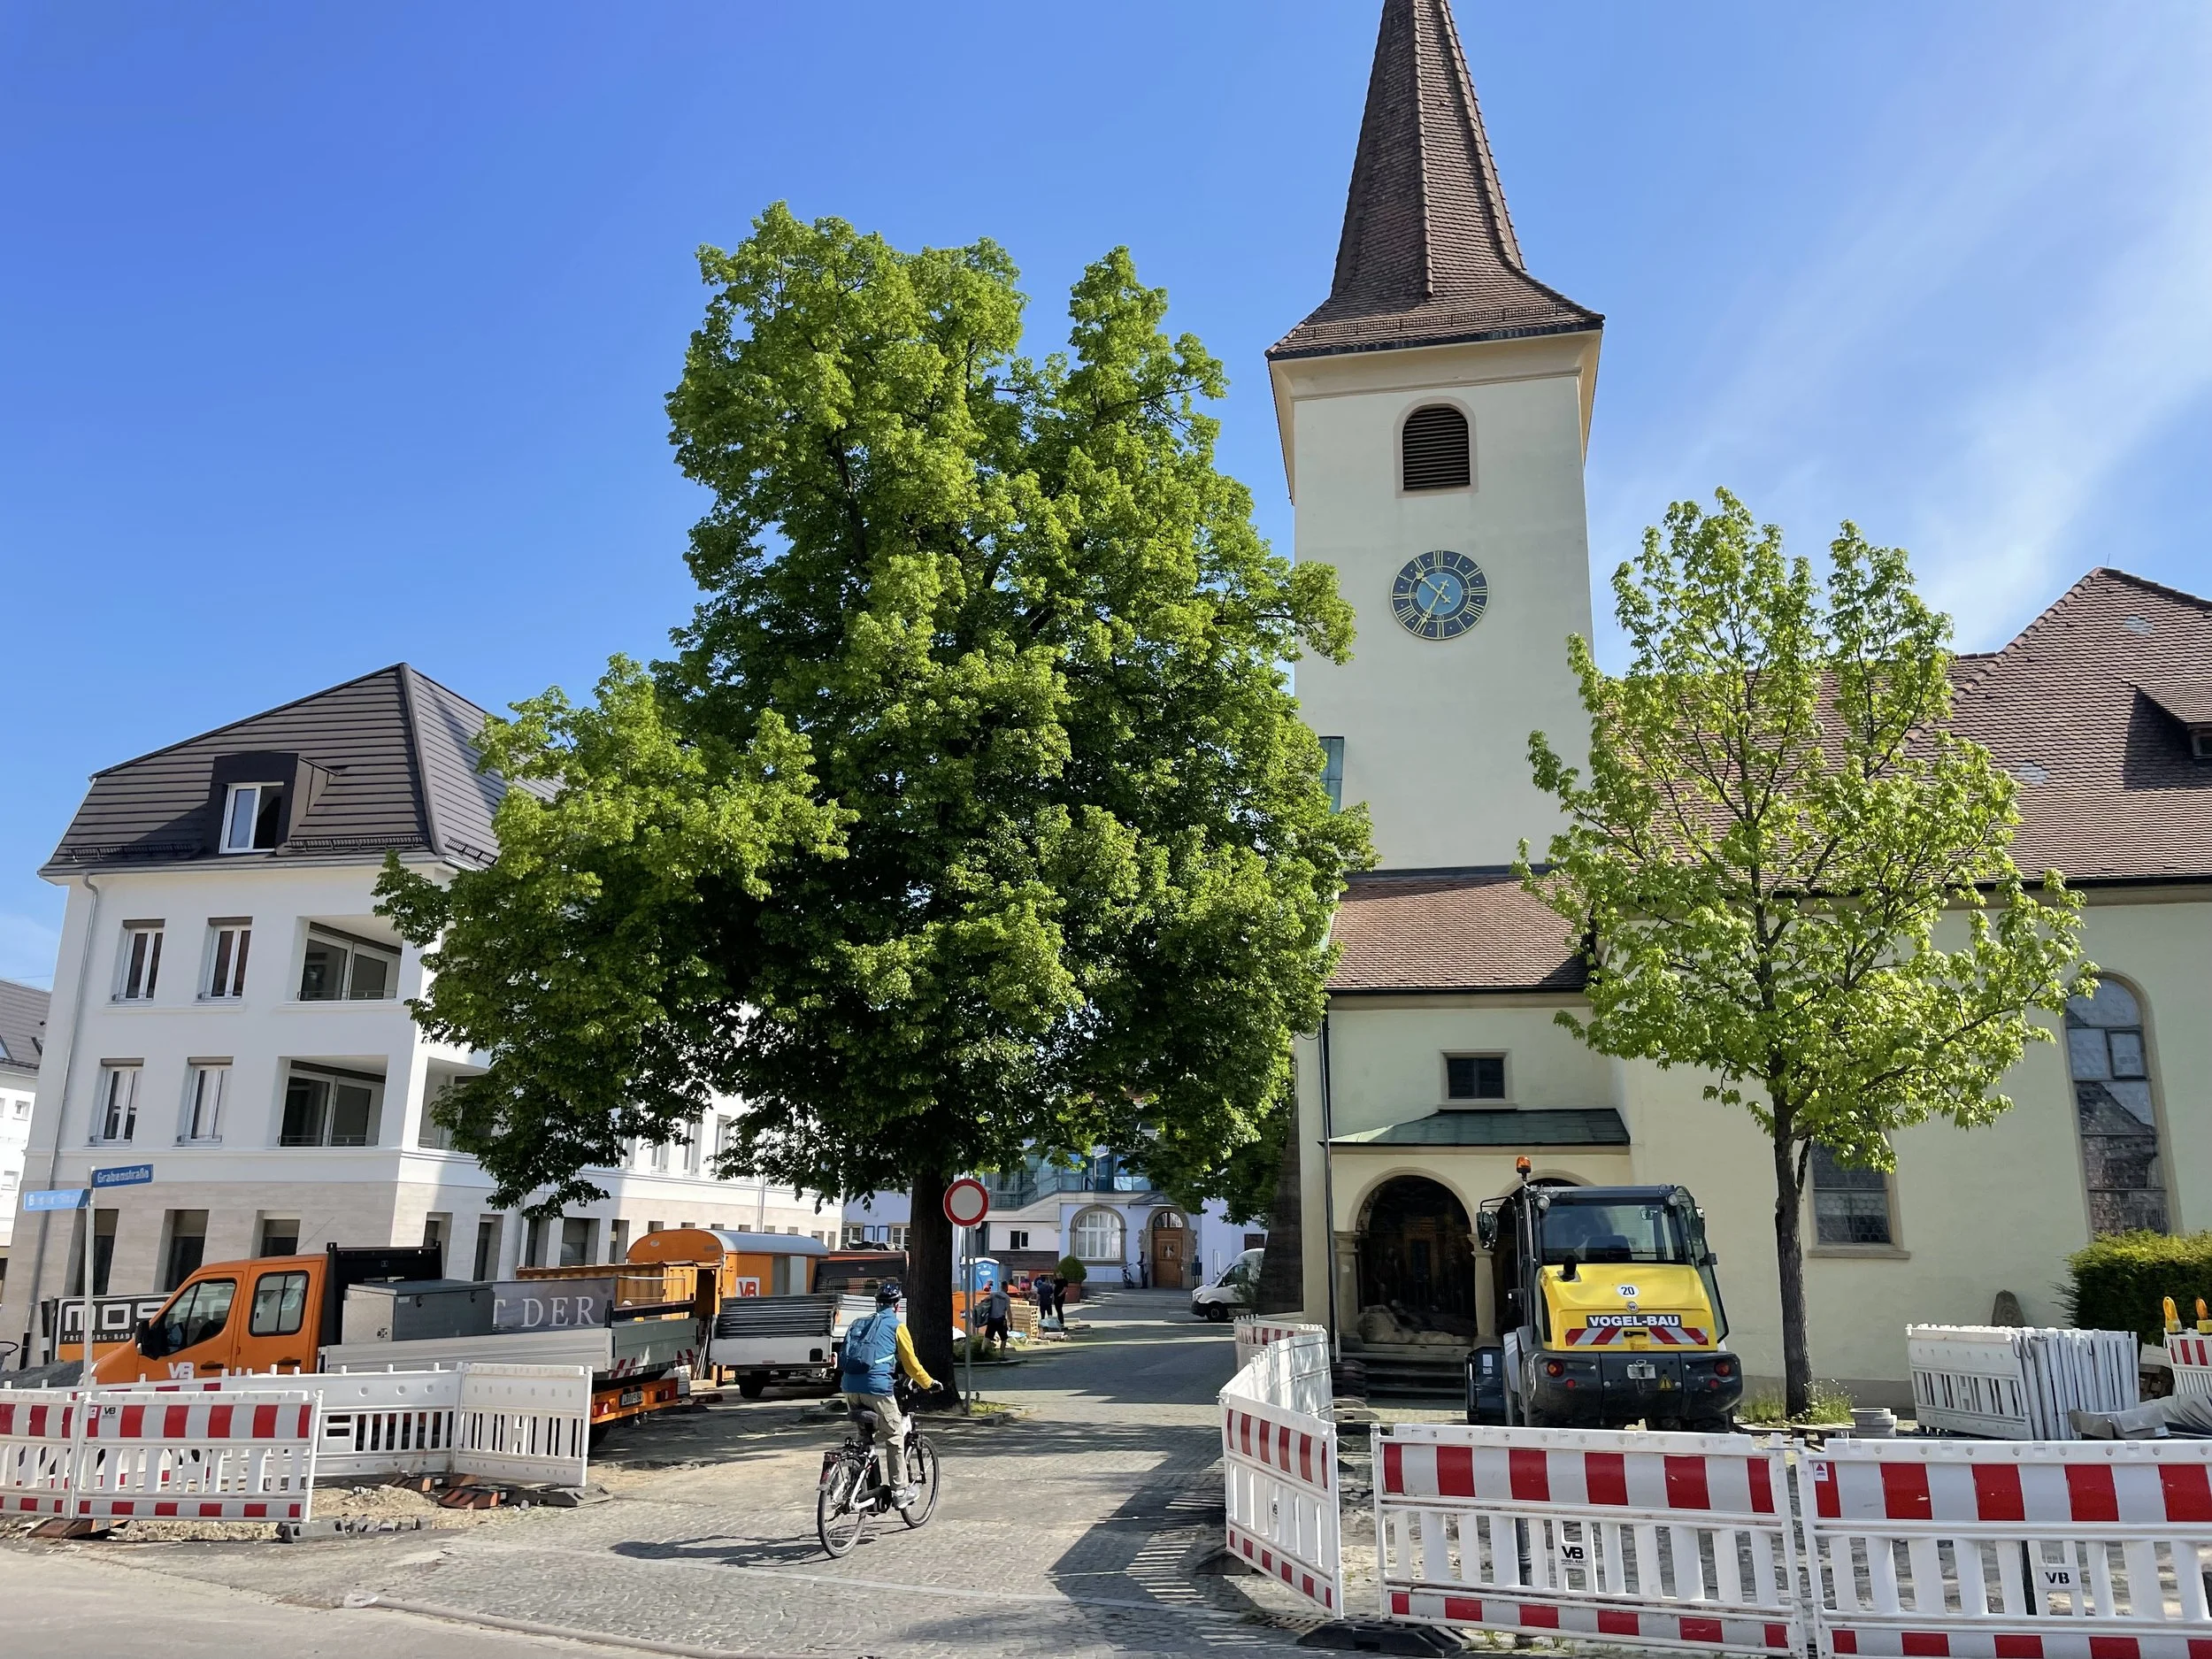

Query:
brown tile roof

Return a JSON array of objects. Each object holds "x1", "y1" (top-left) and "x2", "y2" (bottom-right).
[
  {"x1": 1271, "y1": 0, "x2": 1601, "y2": 362},
  {"x1": 1329, "y1": 867, "x2": 1584, "y2": 994},
  {"x1": 1329, "y1": 567, "x2": 2212, "y2": 994},
  {"x1": 1952, "y1": 568, "x2": 2212, "y2": 883}
]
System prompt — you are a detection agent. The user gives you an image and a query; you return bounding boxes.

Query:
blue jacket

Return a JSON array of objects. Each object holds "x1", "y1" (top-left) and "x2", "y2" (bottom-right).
[{"x1": 840, "y1": 1307, "x2": 902, "y2": 1394}]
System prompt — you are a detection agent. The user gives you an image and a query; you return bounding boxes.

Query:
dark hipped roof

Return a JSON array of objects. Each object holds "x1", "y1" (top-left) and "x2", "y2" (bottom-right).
[
  {"x1": 1270, "y1": 0, "x2": 1601, "y2": 361},
  {"x1": 1330, "y1": 868, "x2": 1583, "y2": 995},
  {"x1": 1332, "y1": 1109, "x2": 1627, "y2": 1148},
  {"x1": 1950, "y1": 568, "x2": 2212, "y2": 882},
  {"x1": 43, "y1": 664, "x2": 532, "y2": 876},
  {"x1": 0, "y1": 979, "x2": 48, "y2": 1079},
  {"x1": 1327, "y1": 567, "x2": 2212, "y2": 995}
]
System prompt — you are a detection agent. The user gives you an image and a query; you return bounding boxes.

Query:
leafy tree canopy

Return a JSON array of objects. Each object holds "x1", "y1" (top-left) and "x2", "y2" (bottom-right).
[
  {"x1": 1522, "y1": 489, "x2": 2087, "y2": 1414},
  {"x1": 380, "y1": 207, "x2": 1367, "y2": 1299}
]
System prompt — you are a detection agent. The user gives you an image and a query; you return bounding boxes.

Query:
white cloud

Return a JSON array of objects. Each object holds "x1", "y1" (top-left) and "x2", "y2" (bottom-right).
[{"x1": 1593, "y1": 9, "x2": 2212, "y2": 652}]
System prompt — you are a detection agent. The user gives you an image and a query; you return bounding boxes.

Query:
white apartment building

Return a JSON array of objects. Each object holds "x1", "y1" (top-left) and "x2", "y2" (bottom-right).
[
  {"x1": 2, "y1": 664, "x2": 833, "y2": 1366},
  {"x1": 0, "y1": 980, "x2": 46, "y2": 1316}
]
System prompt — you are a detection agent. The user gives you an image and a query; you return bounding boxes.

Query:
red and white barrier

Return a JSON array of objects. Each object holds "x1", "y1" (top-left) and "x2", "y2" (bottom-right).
[
  {"x1": 1801, "y1": 1437, "x2": 2212, "y2": 1658},
  {"x1": 1222, "y1": 1322, "x2": 1340, "y2": 1616},
  {"x1": 2166, "y1": 1334, "x2": 2212, "y2": 1403},
  {"x1": 73, "y1": 1391, "x2": 317, "y2": 1522},
  {"x1": 1376, "y1": 1424, "x2": 1801, "y2": 1654},
  {"x1": 1233, "y1": 1314, "x2": 1319, "y2": 1377},
  {"x1": 98, "y1": 1363, "x2": 588, "y2": 1486},
  {"x1": 0, "y1": 1392, "x2": 80, "y2": 1517}
]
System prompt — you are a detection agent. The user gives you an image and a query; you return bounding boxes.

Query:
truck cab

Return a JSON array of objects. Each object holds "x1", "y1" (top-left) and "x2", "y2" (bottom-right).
[
  {"x1": 93, "y1": 1244, "x2": 439, "y2": 1385},
  {"x1": 1477, "y1": 1180, "x2": 1740, "y2": 1431}
]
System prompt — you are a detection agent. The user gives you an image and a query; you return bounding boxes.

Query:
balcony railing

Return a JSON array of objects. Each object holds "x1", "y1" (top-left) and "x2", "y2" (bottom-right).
[{"x1": 979, "y1": 1166, "x2": 1161, "y2": 1210}]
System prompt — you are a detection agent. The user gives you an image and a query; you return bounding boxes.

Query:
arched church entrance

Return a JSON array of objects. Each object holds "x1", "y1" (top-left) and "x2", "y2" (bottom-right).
[{"x1": 1355, "y1": 1176, "x2": 1479, "y2": 1348}]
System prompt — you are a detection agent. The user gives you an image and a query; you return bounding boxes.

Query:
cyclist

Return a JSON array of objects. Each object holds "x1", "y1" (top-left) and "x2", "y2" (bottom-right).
[{"x1": 838, "y1": 1280, "x2": 938, "y2": 1506}]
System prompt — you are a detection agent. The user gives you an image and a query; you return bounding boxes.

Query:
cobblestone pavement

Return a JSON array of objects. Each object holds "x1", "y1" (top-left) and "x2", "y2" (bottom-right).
[{"x1": 6, "y1": 1288, "x2": 1338, "y2": 1658}]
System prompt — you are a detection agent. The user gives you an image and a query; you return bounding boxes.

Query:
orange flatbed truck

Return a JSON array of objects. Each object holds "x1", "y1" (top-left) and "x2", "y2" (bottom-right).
[{"x1": 92, "y1": 1242, "x2": 722, "y2": 1439}]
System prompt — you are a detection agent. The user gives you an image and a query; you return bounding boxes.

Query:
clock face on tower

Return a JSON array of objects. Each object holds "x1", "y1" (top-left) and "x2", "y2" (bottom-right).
[{"x1": 1391, "y1": 549, "x2": 1488, "y2": 641}]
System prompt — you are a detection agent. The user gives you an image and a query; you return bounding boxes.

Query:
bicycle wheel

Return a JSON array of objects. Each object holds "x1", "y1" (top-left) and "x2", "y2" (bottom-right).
[
  {"x1": 898, "y1": 1433, "x2": 939, "y2": 1528},
  {"x1": 817, "y1": 1455, "x2": 868, "y2": 1557}
]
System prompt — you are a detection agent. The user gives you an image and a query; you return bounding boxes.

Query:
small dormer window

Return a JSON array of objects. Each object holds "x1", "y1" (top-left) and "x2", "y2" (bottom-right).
[
  {"x1": 222, "y1": 782, "x2": 284, "y2": 852},
  {"x1": 2193, "y1": 729, "x2": 2212, "y2": 763}
]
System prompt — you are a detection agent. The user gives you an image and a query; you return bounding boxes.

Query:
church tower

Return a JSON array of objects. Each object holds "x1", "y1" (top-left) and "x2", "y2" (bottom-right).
[{"x1": 1271, "y1": 0, "x2": 1601, "y2": 871}]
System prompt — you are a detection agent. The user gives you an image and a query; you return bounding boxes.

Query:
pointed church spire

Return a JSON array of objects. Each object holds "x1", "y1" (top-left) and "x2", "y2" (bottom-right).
[{"x1": 1271, "y1": 0, "x2": 1600, "y2": 359}]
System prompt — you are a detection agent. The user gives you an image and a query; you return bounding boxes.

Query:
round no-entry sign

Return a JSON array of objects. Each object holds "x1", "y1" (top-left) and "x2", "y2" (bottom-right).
[{"x1": 942, "y1": 1178, "x2": 990, "y2": 1228}]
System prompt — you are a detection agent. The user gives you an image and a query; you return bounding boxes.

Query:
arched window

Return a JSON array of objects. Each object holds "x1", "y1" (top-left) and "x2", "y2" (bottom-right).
[
  {"x1": 1070, "y1": 1207, "x2": 1125, "y2": 1263},
  {"x1": 2068, "y1": 979, "x2": 2167, "y2": 1234},
  {"x1": 1402, "y1": 404, "x2": 1471, "y2": 491}
]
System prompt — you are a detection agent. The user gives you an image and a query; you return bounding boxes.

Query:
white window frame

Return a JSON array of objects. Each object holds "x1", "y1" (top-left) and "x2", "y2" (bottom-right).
[
  {"x1": 296, "y1": 926, "x2": 402, "y2": 1002},
  {"x1": 93, "y1": 1064, "x2": 141, "y2": 1145},
  {"x1": 180, "y1": 1062, "x2": 229, "y2": 1144},
  {"x1": 221, "y1": 781, "x2": 284, "y2": 853},
  {"x1": 115, "y1": 922, "x2": 164, "y2": 1002},
  {"x1": 1806, "y1": 1143, "x2": 1905, "y2": 1255},
  {"x1": 1071, "y1": 1206, "x2": 1125, "y2": 1263},
  {"x1": 202, "y1": 919, "x2": 252, "y2": 1000},
  {"x1": 1442, "y1": 1051, "x2": 1508, "y2": 1105},
  {"x1": 279, "y1": 1063, "x2": 385, "y2": 1148}
]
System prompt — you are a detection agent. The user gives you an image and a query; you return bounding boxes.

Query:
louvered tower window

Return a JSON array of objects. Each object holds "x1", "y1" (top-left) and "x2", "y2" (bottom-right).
[{"x1": 1402, "y1": 404, "x2": 1471, "y2": 491}]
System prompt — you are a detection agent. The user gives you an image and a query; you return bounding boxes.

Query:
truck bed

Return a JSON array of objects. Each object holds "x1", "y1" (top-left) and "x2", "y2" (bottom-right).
[{"x1": 323, "y1": 1312, "x2": 702, "y2": 1381}]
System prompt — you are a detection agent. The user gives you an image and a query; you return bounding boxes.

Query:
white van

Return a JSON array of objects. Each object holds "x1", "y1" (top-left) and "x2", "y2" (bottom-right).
[{"x1": 1190, "y1": 1248, "x2": 1264, "y2": 1321}]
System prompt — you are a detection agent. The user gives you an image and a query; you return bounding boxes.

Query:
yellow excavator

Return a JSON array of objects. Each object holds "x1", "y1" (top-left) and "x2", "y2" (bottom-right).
[{"x1": 1475, "y1": 1160, "x2": 1742, "y2": 1431}]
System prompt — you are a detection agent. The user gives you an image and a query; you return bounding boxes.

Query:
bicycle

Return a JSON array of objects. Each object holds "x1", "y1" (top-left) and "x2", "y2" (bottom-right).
[{"x1": 816, "y1": 1380, "x2": 941, "y2": 1556}]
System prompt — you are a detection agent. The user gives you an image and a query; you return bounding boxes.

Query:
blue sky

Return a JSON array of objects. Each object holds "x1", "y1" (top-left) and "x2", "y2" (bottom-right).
[{"x1": 5, "y1": 3, "x2": 2210, "y2": 986}]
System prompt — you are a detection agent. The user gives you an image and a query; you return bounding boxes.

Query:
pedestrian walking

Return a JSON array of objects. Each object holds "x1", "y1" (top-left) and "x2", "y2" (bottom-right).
[
  {"x1": 1051, "y1": 1273, "x2": 1069, "y2": 1324},
  {"x1": 1033, "y1": 1273, "x2": 1056, "y2": 1332},
  {"x1": 978, "y1": 1282, "x2": 1011, "y2": 1351}
]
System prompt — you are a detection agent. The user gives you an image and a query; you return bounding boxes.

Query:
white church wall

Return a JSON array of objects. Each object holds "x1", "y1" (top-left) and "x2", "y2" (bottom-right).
[
  {"x1": 1322, "y1": 997, "x2": 1614, "y2": 1137},
  {"x1": 1280, "y1": 334, "x2": 1598, "y2": 872}
]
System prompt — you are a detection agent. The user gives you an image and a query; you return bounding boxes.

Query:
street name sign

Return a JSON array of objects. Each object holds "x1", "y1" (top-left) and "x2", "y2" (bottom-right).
[
  {"x1": 25, "y1": 1187, "x2": 90, "y2": 1212},
  {"x1": 92, "y1": 1164, "x2": 154, "y2": 1189}
]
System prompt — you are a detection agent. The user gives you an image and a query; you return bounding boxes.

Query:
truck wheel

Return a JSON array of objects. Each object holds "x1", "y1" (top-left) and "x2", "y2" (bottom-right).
[{"x1": 738, "y1": 1375, "x2": 767, "y2": 1400}]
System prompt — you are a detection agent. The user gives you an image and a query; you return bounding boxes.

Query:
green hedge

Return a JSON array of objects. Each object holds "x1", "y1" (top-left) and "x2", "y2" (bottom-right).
[
  {"x1": 1056, "y1": 1255, "x2": 1087, "y2": 1283},
  {"x1": 2066, "y1": 1231, "x2": 2212, "y2": 1344}
]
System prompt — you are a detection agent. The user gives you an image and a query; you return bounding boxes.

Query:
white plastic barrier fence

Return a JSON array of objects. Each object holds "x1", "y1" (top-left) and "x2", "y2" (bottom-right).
[
  {"x1": 1375, "y1": 1424, "x2": 1802, "y2": 1654},
  {"x1": 1233, "y1": 1313, "x2": 1319, "y2": 1377},
  {"x1": 2167, "y1": 1333, "x2": 2212, "y2": 1402},
  {"x1": 97, "y1": 1363, "x2": 589, "y2": 1486},
  {"x1": 1910, "y1": 1326, "x2": 2138, "y2": 1439},
  {"x1": 451, "y1": 1363, "x2": 591, "y2": 1486},
  {"x1": 0, "y1": 1392, "x2": 79, "y2": 1517},
  {"x1": 1221, "y1": 1320, "x2": 1340, "y2": 1616},
  {"x1": 73, "y1": 1391, "x2": 317, "y2": 1522},
  {"x1": 1801, "y1": 1435, "x2": 2212, "y2": 1658}
]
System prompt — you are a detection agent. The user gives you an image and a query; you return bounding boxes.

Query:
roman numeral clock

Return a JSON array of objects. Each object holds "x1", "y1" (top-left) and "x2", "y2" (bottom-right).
[{"x1": 1391, "y1": 549, "x2": 1488, "y2": 641}]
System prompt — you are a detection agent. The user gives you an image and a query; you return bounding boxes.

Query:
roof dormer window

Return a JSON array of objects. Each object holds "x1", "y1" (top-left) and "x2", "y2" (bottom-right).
[{"x1": 222, "y1": 782, "x2": 285, "y2": 852}]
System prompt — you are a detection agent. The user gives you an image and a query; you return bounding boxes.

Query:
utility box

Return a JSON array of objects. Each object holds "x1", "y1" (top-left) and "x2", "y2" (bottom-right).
[{"x1": 341, "y1": 1279, "x2": 496, "y2": 1346}]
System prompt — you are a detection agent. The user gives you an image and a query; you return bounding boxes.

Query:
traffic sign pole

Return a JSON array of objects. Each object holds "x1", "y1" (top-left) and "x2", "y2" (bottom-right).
[
  {"x1": 941, "y1": 1180, "x2": 991, "y2": 1416},
  {"x1": 83, "y1": 1164, "x2": 153, "y2": 1379}
]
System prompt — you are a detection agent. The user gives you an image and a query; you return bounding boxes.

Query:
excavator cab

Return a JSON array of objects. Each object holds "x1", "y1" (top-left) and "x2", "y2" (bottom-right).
[{"x1": 1477, "y1": 1170, "x2": 1740, "y2": 1431}]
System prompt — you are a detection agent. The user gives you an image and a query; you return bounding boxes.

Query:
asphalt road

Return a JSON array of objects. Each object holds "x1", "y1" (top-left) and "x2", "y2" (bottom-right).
[{"x1": 2, "y1": 1288, "x2": 1322, "y2": 1659}]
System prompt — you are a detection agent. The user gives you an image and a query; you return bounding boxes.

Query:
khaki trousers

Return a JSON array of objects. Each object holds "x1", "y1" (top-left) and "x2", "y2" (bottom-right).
[{"x1": 843, "y1": 1392, "x2": 908, "y2": 1485}]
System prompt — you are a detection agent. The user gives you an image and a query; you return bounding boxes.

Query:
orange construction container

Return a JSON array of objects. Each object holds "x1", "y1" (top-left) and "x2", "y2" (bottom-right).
[{"x1": 626, "y1": 1227, "x2": 829, "y2": 1303}]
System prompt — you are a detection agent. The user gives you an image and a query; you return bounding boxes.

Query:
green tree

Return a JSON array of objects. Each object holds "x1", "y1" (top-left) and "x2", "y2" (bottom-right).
[
  {"x1": 380, "y1": 205, "x2": 1368, "y2": 1382},
  {"x1": 1521, "y1": 490, "x2": 2087, "y2": 1417}
]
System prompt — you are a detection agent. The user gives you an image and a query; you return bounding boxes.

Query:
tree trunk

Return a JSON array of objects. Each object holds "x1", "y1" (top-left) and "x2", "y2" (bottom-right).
[
  {"x1": 1771, "y1": 1123, "x2": 1812, "y2": 1419},
  {"x1": 905, "y1": 1169, "x2": 958, "y2": 1399},
  {"x1": 1254, "y1": 1119, "x2": 1303, "y2": 1317}
]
